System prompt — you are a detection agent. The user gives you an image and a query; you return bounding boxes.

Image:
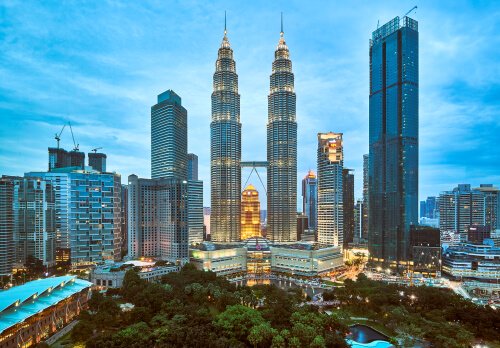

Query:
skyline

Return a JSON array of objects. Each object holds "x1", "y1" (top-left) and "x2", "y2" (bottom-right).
[{"x1": 1, "y1": 1, "x2": 499, "y2": 207}]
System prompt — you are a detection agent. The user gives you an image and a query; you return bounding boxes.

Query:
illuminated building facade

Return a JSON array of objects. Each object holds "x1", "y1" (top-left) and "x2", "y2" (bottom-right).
[
  {"x1": 302, "y1": 170, "x2": 317, "y2": 232},
  {"x1": 317, "y1": 132, "x2": 344, "y2": 247},
  {"x1": 362, "y1": 154, "x2": 369, "y2": 240},
  {"x1": 151, "y1": 90, "x2": 188, "y2": 180},
  {"x1": 210, "y1": 22, "x2": 241, "y2": 242},
  {"x1": 368, "y1": 16, "x2": 419, "y2": 266},
  {"x1": 267, "y1": 23, "x2": 297, "y2": 242},
  {"x1": 0, "y1": 178, "x2": 15, "y2": 276},
  {"x1": 342, "y1": 168, "x2": 355, "y2": 247},
  {"x1": 241, "y1": 184, "x2": 261, "y2": 239}
]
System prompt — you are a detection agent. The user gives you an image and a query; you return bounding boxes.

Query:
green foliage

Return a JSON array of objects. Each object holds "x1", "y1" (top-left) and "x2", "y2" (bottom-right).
[
  {"x1": 214, "y1": 304, "x2": 265, "y2": 342},
  {"x1": 247, "y1": 322, "x2": 278, "y2": 348}
]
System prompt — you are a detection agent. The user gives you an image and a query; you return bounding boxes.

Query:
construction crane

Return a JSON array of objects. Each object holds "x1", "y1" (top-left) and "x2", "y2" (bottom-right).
[
  {"x1": 68, "y1": 122, "x2": 79, "y2": 151},
  {"x1": 91, "y1": 147, "x2": 103, "y2": 153},
  {"x1": 54, "y1": 124, "x2": 66, "y2": 149},
  {"x1": 403, "y1": 5, "x2": 417, "y2": 18}
]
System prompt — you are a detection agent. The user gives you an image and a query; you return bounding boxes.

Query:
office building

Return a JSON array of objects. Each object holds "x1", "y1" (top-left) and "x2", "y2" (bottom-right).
[
  {"x1": 302, "y1": 170, "x2": 317, "y2": 232},
  {"x1": 0, "y1": 178, "x2": 15, "y2": 276},
  {"x1": 354, "y1": 199, "x2": 364, "y2": 242},
  {"x1": 88, "y1": 152, "x2": 107, "y2": 173},
  {"x1": 120, "y1": 184, "x2": 128, "y2": 257},
  {"x1": 241, "y1": 184, "x2": 261, "y2": 240},
  {"x1": 0, "y1": 276, "x2": 92, "y2": 348},
  {"x1": 467, "y1": 225, "x2": 491, "y2": 244},
  {"x1": 317, "y1": 132, "x2": 343, "y2": 247},
  {"x1": 12, "y1": 177, "x2": 56, "y2": 267},
  {"x1": 267, "y1": 23, "x2": 297, "y2": 243},
  {"x1": 210, "y1": 22, "x2": 242, "y2": 243},
  {"x1": 439, "y1": 184, "x2": 486, "y2": 241},
  {"x1": 27, "y1": 168, "x2": 121, "y2": 267},
  {"x1": 187, "y1": 153, "x2": 199, "y2": 181},
  {"x1": 188, "y1": 180, "x2": 204, "y2": 245},
  {"x1": 151, "y1": 90, "x2": 188, "y2": 180},
  {"x1": 442, "y1": 243, "x2": 500, "y2": 281},
  {"x1": 342, "y1": 168, "x2": 355, "y2": 247},
  {"x1": 362, "y1": 154, "x2": 369, "y2": 240},
  {"x1": 48, "y1": 147, "x2": 85, "y2": 171},
  {"x1": 297, "y1": 213, "x2": 309, "y2": 241},
  {"x1": 409, "y1": 226, "x2": 441, "y2": 275},
  {"x1": 420, "y1": 201, "x2": 426, "y2": 218},
  {"x1": 474, "y1": 184, "x2": 499, "y2": 231},
  {"x1": 127, "y1": 175, "x2": 189, "y2": 264},
  {"x1": 368, "y1": 15, "x2": 419, "y2": 266},
  {"x1": 203, "y1": 207, "x2": 211, "y2": 238}
]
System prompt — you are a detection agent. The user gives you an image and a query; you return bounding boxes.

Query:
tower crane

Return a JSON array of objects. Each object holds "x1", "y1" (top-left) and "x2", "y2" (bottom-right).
[
  {"x1": 54, "y1": 124, "x2": 66, "y2": 149},
  {"x1": 68, "y1": 122, "x2": 79, "y2": 151},
  {"x1": 91, "y1": 147, "x2": 103, "y2": 153},
  {"x1": 403, "y1": 5, "x2": 417, "y2": 18}
]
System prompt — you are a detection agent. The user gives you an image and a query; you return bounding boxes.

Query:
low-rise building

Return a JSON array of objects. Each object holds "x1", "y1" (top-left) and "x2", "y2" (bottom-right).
[
  {"x1": 190, "y1": 243, "x2": 247, "y2": 276},
  {"x1": 90, "y1": 260, "x2": 179, "y2": 288},
  {"x1": 0, "y1": 276, "x2": 92, "y2": 348},
  {"x1": 271, "y1": 243, "x2": 343, "y2": 277},
  {"x1": 442, "y1": 243, "x2": 500, "y2": 281}
]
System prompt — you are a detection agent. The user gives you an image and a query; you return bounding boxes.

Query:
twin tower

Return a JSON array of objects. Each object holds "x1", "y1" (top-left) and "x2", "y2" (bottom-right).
[{"x1": 210, "y1": 20, "x2": 297, "y2": 243}]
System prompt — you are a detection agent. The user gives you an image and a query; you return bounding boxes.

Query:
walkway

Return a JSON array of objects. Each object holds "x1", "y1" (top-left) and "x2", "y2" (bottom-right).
[{"x1": 43, "y1": 320, "x2": 79, "y2": 346}]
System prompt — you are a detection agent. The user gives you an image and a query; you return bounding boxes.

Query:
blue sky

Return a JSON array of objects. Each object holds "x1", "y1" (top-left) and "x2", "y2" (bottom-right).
[{"x1": 1, "y1": 0, "x2": 499, "y2": 208}]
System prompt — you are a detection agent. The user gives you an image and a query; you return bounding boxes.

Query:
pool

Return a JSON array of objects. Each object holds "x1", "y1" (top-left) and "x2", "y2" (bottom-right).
[{"x1": 346, "y1": 324, "x2": 393, "y2": 348}]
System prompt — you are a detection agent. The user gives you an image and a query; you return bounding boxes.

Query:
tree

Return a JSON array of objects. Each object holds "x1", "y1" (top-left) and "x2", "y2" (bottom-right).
[
  {"x1": 310, "y1": 335, "x2": 326, "y2": 348},
  {"x1": 214, "y1": 305, "x2": 265, "y2": 343},
  {"x1": 271, "y1": 335, "x2": 286, "y2": 348},
  {"x1": 247, "y1": 322, "x2": 277, "y2": 348}
]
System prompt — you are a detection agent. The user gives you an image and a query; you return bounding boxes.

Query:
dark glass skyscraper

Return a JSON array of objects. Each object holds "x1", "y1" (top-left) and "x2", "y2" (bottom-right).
[
  {"x1": 302, "y1": 170, "x2": 317, "y2": 232},
  {"x1": 210, "y1": 24, "x2": 241, "y2": 242},
  {"x1": 151, "y1": 90, "x2": 188, "y2": 180},
  {"x1": 368, "y1": 16, "x2": 419, "y2": 266},
  {"x1": 267, "y1": 25, "x2": 297, "y2": 242},
  {"x1": 342, "y1": 168, "x2": 355, "y2": 247}
]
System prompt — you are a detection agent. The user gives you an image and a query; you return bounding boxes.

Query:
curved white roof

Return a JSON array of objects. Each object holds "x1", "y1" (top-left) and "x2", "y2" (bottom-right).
[{"x1": 0, "y1": 276, "x2": 92, "y2": 333}]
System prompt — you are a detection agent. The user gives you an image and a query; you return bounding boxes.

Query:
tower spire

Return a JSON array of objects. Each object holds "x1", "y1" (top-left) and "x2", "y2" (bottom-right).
[
  {"x1": 280, "y1": 12, "x2": 283, "y2": 37},
  {"x1": 224, "y1": 11, "x2": 227, "y2": 35}
]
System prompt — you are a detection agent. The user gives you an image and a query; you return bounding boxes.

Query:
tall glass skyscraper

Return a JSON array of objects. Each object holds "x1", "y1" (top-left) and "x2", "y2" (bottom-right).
[
  {"x1": 317, "y1": 133, "x2": 343, "y2": 247},
  {"x1": 368, "y1": 16, "x2": 419, "y2": 265},
  {"x1": 267, "y1": 24, "x2": 297, "y2": 242},
  {"x1": 151, "y1": 90, "x2": 188, "y2": 180},
  {"x1": 302, "y1": 170, "x2": 317, "y2": 232},
  {"x1": 210, "y1": 24, "x2": 241, "y2": 242}
]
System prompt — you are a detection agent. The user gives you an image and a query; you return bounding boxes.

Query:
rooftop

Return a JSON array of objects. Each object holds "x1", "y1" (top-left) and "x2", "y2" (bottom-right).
[{"x1": 0, "y1": 276, "x2": 92, "y2": 334}]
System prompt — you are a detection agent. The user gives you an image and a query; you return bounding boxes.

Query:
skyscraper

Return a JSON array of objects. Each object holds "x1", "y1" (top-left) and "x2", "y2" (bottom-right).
[
  {"x1": 439, "y1": 184, "x2": 486, "y2": 241},
  {"x1": 88, "y1": 152, "x2": 107, "y2": 173},
  {"x1": 302, "y1": 170, "x2": 317, "y2": 232},
  {"x1": 317, "y1": 132, "x2": 343, "y2": 247},
  {"x1": 342, "y1": 168, "x2": 355, "y2": 247},
  {"x1": 267, "y1": 19, "x2": 297, "y2": 242},
  {"x1": 368, "y1": 15, "x2": 419, "y2": 266},
  {"x1": 474, "y1": 184, "x2": 499, "y2": 231},
  {"x1": 151, "y1": 90, "x2": 188, "y2": 180},
  {"x1": 0, "y1": 178, "x2": 15, "y2": 276},
  {"x1": 420, "y1": 201, "x2": 427, "y2": 218},
  {"x1": 188, "y1": 180, "x2": 204, "y2": 245},
  {"x1": 362, "y1": 154, "x2": 369, "y2": 240},
  {"x1": 13, "y1": 177, "x2": 56, "y2": 267},
  {"x1": 128, "y1": 175, "x2": 189, "y2": 264},
  {"x1": 27, "y1": 168, "x2": 122, "y2": 266},
  {"x1": 241, "y1": 184, "x2": 261, "y2": 240},
  {"x1": 48, "y1": 147, "x2": 85, "y2": 171},
  {"x1": 210, "y1": 20, "x2": 241, "y2": 242},
  {"x1": 187, "y1": 153, "x2": 199, "y2": 181}
]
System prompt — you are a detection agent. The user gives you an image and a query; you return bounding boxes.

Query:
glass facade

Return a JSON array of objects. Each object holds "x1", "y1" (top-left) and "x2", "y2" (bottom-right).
[
  {"x1": 317, "y1": 133, "x2": 343, "y2": 247},
  {"x1": 0, "y1": 178, "x2": 15, "y2": 276},
  {"x1": 210, "y1": 28, "x2": 241, "y2": 242},
  {"x1": 302, "y1": 170, "x2": 317, "y2": 232},
  {"x1": 368, "y1": 16, "x2": 419, "y2": 265},
  {"x1": 27, "y1": 169, "x2": 121, "y2": 267},
  {"x1": 151, "y1": 90, "x2": 188, "y2": 180},
  {"x1": 267, "y1": 30, "x2": 297, "y2": 242}
]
